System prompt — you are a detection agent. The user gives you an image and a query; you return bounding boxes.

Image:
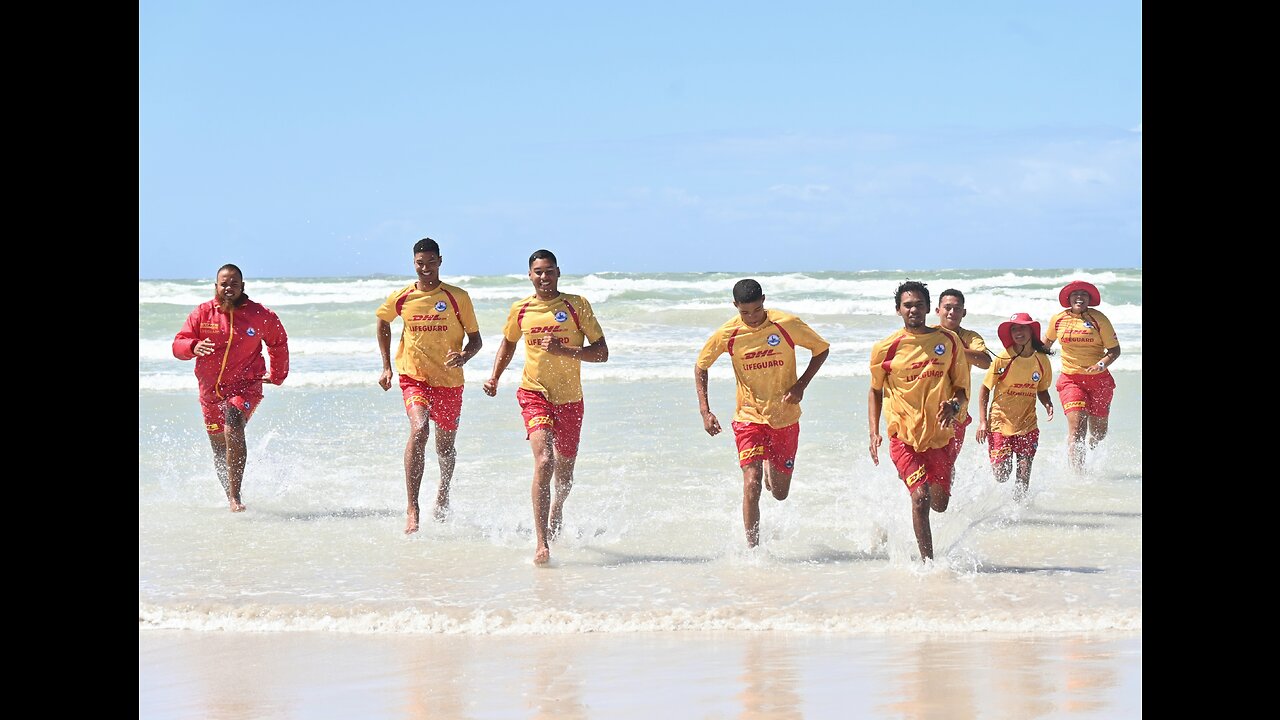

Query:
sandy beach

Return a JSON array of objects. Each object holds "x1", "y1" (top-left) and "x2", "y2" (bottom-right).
[{"x1": 139, "y1": 629, "x2": 1140, "y2": 718}]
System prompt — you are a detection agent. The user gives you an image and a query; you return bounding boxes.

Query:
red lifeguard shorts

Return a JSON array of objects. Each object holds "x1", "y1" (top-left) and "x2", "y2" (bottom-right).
[
  {"x1": 200, "y1": 383, "x2": 263, "y2": 435},
  {"x1": 732, "y1": 421, "x2": 800, "y2": 472},
  {"x1": 889, "y1": 437, "x2": 954, "y2": 495},
  {"x1": 987, "y1": 429, "x2": 1040, "y2": 464},
  {"x1": 399, "y1": 376, "x2": 464, "y2": 431},
  {"x1": 517, "y1": 388, "x2": 585, "y2": 458},
  {"x1": 1055, "y1": 371, "x2": 1116, "y2": 417}
]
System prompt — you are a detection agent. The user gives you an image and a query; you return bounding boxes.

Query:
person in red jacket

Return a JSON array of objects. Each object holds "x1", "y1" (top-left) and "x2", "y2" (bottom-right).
[{"x1": 173, "y1": 264, "x2": 290, "y2": 511}]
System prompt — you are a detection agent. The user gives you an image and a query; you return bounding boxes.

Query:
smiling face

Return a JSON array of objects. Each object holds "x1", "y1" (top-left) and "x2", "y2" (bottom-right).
[
  {"x1": 936, "y1": 295, "x2": 966, "y2": 331},
  {"x1": 414, "y1": 251, "x2": 442, "y2": 289},
  {"x1": 1067, "y1": 289, "x2": 1092, "y2": 313},
  {"x1": 733, "y1": 298, "x2": 767, "y2": 327},
  {"x1": 898, "y1": 290, "x2": 929, "y2": 330},
  {"x1": 528, "y1": 258, "x2": 560, "y2": 299},
  {"x1": 214, "y1": 268, "x2": 245, "y2": 311},
  {"x1": 1009, "y1": 323, "x2": 1032, "y2": 346}
]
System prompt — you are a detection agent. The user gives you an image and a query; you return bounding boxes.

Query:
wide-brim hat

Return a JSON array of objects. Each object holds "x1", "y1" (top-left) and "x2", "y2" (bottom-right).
[
  {"x1": 1059, "y1": 280, "x2": 1101, "y2": 308},
  {"x1": 998, "y1": 312, "x2": 1041, "y2": 350}
]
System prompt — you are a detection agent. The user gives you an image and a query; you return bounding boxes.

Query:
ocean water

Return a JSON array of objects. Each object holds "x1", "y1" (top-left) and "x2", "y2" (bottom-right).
[{"x1": 139, "y1": 268, "x2": 1141, "y2": 636}]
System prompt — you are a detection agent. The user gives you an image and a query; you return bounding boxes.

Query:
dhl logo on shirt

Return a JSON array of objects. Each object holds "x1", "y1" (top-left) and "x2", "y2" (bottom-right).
[
  {"x1": 528, "y1": 326, "x2": 561, "y2": 334},
  {"x1": 409, "y1": 314, "x2": 444, "y2": 321},
  {"x1": 743, "y1": 349, "x2": 778, "y2": 359},
  {"x1": 199, "y1": 322, "x2": 221, "y2": 332}
]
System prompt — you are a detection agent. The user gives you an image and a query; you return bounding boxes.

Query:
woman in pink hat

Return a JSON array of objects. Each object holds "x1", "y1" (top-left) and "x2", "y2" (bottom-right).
[
  {"x1": 976, "y1": 313, "x2": 1054, "y2": 497},
  {"x1": 1043, "y1": 280, "x2": 1121, "y2": 472}
]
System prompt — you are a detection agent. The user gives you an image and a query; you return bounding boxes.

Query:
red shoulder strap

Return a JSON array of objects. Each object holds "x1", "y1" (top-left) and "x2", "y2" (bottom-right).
[
  {"x1": 516, "y1": 299, "x2": 533, "y2": 330},
  {"x1": 440, "y1": 287, "x2": 464, "y2": 329},
  {"x1": 770, "y1": 321, "x2": 796, "y2": 349},
  {"x1": 561, "y1": 297, "x2": 583, "y2": 331},
  {"x1": 393, "y1": 287, "x2": 414, "y2": 317},
  {"x1": 880, "y1": 334, "x2": 905, "y2": 374}
]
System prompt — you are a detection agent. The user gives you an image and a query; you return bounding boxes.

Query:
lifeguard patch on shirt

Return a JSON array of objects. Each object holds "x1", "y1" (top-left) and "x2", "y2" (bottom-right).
[
  {"x1": 934, "y1": 343, "x2": 945, "y2": 355},
  {"x1": 199, "y1": 322, "x2": 220, "y2": 332},
  {"x1": 246, "y1": 328, "x2": 256, "y2": 337},
  {"x1": 767, "y1": 334, "x2": 781, "y2": 346},
  {"x1": 435, "y1": 300, "x2": 448, "y2": 312},
  {"x1": 1032, "y1": 372, "x2": 1041, "y2": 382},
  {"x1": 554, "y1": 310, "x2": 568, "y2": 323}
]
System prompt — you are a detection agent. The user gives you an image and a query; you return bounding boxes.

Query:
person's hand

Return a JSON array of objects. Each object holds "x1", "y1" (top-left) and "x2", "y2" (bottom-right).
[
  {"x1": 783, "y1": 384, "x2": 805, "y2": 404},
  {"x1": 540, "y1": 336, "x2": 571, "y2": 356},
  {"x1": 378, "y1": 368, "x2": 393, "y2": 391},
  {"x1": 193, "y1": 338, "x2": 216, "y2": 357},
  {"x1": 869, "y1": 431, "x2": 882, "y2": 465},
  {"x1": 482, "y1": 377, "x2": 499, "y2": 397},
  {"x1": 975, "y1": 424, "x2": 988, "y2": 444},
  {"x1": 1044, "y1": 404, "x2": 1055, "y2": 421},
  {"x1": 936, "y1": 399, "x2": 959, "y2": 428},
  {"x1": 701, "y1": 410, "x2": 721, "y2": 436},
  {"x1": 444, "y1": 350, "x2": 466, "y2": 368},
  {"x1": 1090, "y1": 360, "x2": 1108, "y2": 374}
]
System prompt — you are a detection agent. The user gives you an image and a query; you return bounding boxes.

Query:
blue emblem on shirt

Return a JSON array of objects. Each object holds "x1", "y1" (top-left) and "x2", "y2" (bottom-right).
[
  {"x1": 784, "y1": 458, "x2": 794, "y2": 469},
  {"x1": 243, "y1": 401, "x2": 252, "y2": 411},
  {"x1": 997, "y1": 365, "x2": 1006, "y2": 374},
  {"x1": 435, "y1": 300, "x2": 448, "y2": 312},
  {"x1": 767, "y1": 334, "x2": 781, "y2": 346},
  {"x1": 1083, "y1": 322, "x2": 1093, "y2": 328},
  {"x1": 246, "y1": 328, "x2": 256, "y2": 337},
  {"x1": 555, "y1": 310, "x2": 568, "y2": 323},
  {"x1": 933, "y1": 343, "x2": 945, "y2": 355},
  {"x1": 1032, "y1": 372, "x2": 1041, "y2": 382}
]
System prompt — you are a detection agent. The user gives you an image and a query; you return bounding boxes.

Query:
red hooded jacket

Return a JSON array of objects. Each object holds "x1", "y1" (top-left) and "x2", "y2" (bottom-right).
[{"x1": 172, "y1": 298, "x2": 289, "y2": 402}]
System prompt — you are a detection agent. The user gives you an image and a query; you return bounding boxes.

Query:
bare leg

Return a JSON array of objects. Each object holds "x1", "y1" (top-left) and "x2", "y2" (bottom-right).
[
  {"x1": 208, "y1": 433, "x2": 231, "y2": 494},
  {"x1": 910, "y1": 482, "x2": 934, "y2": 561},
  {"x1": 764, "y1": 462, "x2": 793, "y2": 501},
  {"x1": 1065, "y1": 410, "x2": 1088, "y2": 472},
  {"x1": 1087, "y1": 415, "x2": 1109, "y2": 450},
  {"x1": 433, "y1": 428, "x2": 458, "y2": 521},
  {"x1": 223, "y1": 406, "x2": 248, "y2": 512},
  {"x1": 529, "y1": 429, "x2": 556, "y2": 564},
  {"x1": 742, "y1": 461, "x2": 764, "y2": 547},
  {"x1": 403, "y1": 405, "x2": 430, "y2": 534},
  {"x1": 1014, "y1": 454, "x2": 1035, "y2": 499},
  {"x1": 991, "y1": 455, "x2": 1012, "y2": 484},
  {"x1": 549, "y1": 452, "x2": 577, "y2": 542}
]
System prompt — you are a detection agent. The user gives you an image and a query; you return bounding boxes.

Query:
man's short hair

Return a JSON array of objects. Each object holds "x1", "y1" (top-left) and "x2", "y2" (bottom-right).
[
  {"x1": 529, "y1": 249, "x2": 557, "y2": 267},
  {"x1": 217, "y1": 263, "x2": 243, "y2": 279},
  {"x1": 413, "y1": 238, "x2": 441, "y2": 255},
  {"x1": 733, "y1": 279, "x2": 764, "y2": 304},
  {"x1": 939, "y1": 288, "x2": 965, "y2": 306},
  {"x1": 894, "y1": 280, "x2": 930, "y2": 309}
]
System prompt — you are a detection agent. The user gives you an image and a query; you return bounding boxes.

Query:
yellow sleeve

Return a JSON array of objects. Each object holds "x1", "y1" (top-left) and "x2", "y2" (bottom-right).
[
  {"x1": 501, "y1": 302, "x2": 524, "y2": 342},
  {"x1": 696, "y1": 329, "x2": 726, "y2": 370},
  {"x1": 375, "y1": 287, "x2": 406, "y2": 323},
  {"x1": 576, "y1": 296, "x2": 605, "y2": 343},
  {"x1": 781, "y1": 316, "x2": 830, "y2": 354}
]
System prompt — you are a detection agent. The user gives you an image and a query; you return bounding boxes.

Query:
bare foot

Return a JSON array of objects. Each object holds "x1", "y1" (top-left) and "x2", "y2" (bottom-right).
[
  {"x1": 534, "y1": 545, "x2": 551, "y2": 565},
  {"x1": 229, "y1": 499, "x2": 246, "y2": 512},
  {"x1": 405, "y1": 509, "x2": 420, "y2": 534},
  {"x1": 432, "y1": 504, "x2": 449, "y2": 522}
]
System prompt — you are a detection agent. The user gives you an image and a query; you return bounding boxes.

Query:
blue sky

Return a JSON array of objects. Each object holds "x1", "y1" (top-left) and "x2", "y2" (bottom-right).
[{"x1": 139, "y1": 2, "x2": 1141, "y2": 279}]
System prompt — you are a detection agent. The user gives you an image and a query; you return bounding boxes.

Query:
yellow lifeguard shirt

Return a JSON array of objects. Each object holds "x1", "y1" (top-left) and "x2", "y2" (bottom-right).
[
  {"x1": 696, "y1": 309, "x2": 831, "y2": 429},
  {"x1": 501, "y1": 293, "x2": 605, "y2": 404},
  {"x1": 1045, "y1": 309, "x2": 1119, "y2": 375},
  {"x1": 982, "y1": 350, "x2": 1053, "y2": 436},
  {"x1": 953, "y1": 326, "x2": 989, "y2": 424},
  {"x1": 869, "y1": 326, "x2": 971, "y2": 451},
  {"x1": 376, "y1": 282, "x2": 480, "y2": 387}
]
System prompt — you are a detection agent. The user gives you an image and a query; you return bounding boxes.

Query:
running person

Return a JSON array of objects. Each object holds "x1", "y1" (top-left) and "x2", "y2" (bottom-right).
[
  {"x1": 377, "y1": 237, "x2": 483, "y2": 533},
  {"x1": 694, "y1": 279, "x2": 830, "y2": 548},
  {"x1": 483, "y1": 249, "x2": 609, "y2": 565},
  {"x1": 1043, "y1": 280, "x2": 1121, "y2": 472},
  {"x1": 975, "y1": 313, "x2": 1055, "y2": 498},
  {"x1": 868, "y1": 280, "x2": 970, "y2": 561},
  {"x1": 935, "y1": 288, "x2": 992, "y2": 478}
]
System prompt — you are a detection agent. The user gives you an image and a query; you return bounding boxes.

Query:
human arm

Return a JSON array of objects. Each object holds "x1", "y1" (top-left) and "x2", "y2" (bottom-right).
[
  {"x1": 377, "y1": 319, "x2": 394, "y2": 390},
  {"x1": 975, "y1": 385, "x2": 992, "y2": 444},
  {"x1": 541, "y1": 334, "x2": 609, "y2": 362},
  {"x1": 445, "y1": 331, "x2": 484, "y2": 368},
  {"x1": 1090, "y1": 345, "x2": 1121, "y2": 374},
  {"x1": 783, "y1": 348, "x2": 830, "y2": 404},
  {"x1": 172, "y1": 309, "x2": 211, "y2": 360},
  {"x1": 483, "y1": 337, "x2": 518, "y2": 397},
  {"x1": 936, "y1": 388, "x2": 968, "y2": 428},
  {"x1": 1038, "y1": 390, "x2": 1055, "y2": 421},
  {"x1": 694, "y1": 366, "x2": 722, "y2": 436},
  {"x1": 965, "y1": 346, "x2": 992, "y2": 370},
  {"x1": 263, "y1": 310, "x2": 290, "y2": 385},
  {"x1": 868, "y1": 386, "x2": 884, "y2": 465}
]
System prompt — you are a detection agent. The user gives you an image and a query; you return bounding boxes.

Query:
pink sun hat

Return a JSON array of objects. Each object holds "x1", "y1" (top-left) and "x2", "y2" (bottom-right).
[
  {"x1": 1059, "y1": 280, "x2": 1101, "y2": 308},
  {"x1": 998, "y1": 312, "x2": 1042, "y2": 350}
]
